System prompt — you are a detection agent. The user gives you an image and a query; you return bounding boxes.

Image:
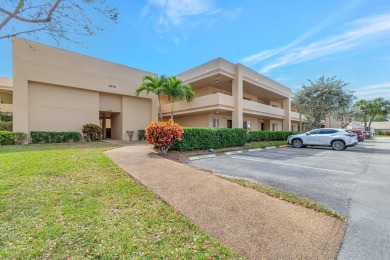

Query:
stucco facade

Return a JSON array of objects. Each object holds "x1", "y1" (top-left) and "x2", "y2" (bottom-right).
[
  {"x1": 161, "y1": 58, "x2": 300, "y2": 131},
  {"x1": 11, "y1": 38, "x2": 158, "y2": 140},
  {"x1": 5, "y1": 38, "x2": 303, "y2": 141}
]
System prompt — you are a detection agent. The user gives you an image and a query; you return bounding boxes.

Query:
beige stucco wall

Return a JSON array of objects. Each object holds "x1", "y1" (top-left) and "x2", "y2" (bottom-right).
[
  {"x1": 170, "y1": 114, "x2": 210, "y2": 128},
  {"x1": 28, "y1": 82, "x2": 99, "y2": 132},
  {"x1": 12, "y1": 38, "x2": 157, "y2": 139},
  {"x1": 0, "y1": 77, "x2": 13, "y2": 113}
]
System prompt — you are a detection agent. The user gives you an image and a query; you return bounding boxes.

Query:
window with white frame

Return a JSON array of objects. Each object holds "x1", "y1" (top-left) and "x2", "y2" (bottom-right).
[
  {"x1": 212, "y1": 118, "x2": 219, "y2": 128},
  {"x1": 272, "y1": 123, "x2": 278, "y2": 131}
]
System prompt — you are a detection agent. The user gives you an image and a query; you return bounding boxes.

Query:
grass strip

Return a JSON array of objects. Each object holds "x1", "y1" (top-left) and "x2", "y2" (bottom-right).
[
  {"x1": 219, "y1": 176, "x2": 346, "y2": 221},
  {"x1": 249, "y1": 140, "x2": 287, "y2": 148},
  {"x1": 0, "y1": 143, "x2": 240, "y2": 259}
]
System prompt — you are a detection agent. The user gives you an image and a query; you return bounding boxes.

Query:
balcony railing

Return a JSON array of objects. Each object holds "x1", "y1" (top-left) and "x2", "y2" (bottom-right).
[
  {"x1": 0, "y1": 103, "x2": 12, "y2": 113},
  {"x1": 243, "y1": 100, "x2": 285, "y2": 118},
  {"x1": 161, "y1": 93, "x2": 234, "y2": 115}
]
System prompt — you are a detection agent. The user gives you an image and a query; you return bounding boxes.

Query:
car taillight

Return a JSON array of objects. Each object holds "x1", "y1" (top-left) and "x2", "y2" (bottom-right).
[{"x1": 345, "y1": 134, "x2": 356, "y2": 137}]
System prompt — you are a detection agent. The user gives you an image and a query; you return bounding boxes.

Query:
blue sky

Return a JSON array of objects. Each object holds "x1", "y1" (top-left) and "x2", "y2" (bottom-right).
[{"x1": 1, "y1": 0, "x2": 390, "y2": 100}]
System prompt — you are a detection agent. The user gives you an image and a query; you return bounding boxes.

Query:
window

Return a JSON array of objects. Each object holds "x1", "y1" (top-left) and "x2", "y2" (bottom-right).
[
  {"x1": 320, "y1": 129, "x2": 338, "y2": 134},
  {"x1": 291, "y1": 125, "x2": 294, "y2": 131},
  {"x1": 243, "y1": 120, "x2": 251, "y2": 129},
  {"x1": 309, "y1": 129, "x2": 321, "y2": 135},
  {"x1": 212, "y1": 118, "x2": 219, "y2": 128},
  {"x1": 272, "y1": 123, "x2": 278, "y2": 131}
]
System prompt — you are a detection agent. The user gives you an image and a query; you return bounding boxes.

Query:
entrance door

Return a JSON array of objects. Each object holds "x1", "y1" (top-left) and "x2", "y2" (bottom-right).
[
  {"x1": 99, "y1": 113, "x2": 112, "y2": 139},
  {"x1": 227, "y1": 120, "x2": 232, "y2": 128}
]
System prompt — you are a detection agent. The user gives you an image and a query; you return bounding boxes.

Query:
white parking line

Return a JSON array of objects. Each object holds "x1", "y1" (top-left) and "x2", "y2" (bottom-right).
[{"x1": 229, "y1": 155, "x2": 356, "y2": 175}]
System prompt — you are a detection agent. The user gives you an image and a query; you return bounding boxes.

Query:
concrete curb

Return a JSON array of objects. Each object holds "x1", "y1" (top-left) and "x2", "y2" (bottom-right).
[{"x1": 188, "y1": 154, "x2": 217, "y2": 161}]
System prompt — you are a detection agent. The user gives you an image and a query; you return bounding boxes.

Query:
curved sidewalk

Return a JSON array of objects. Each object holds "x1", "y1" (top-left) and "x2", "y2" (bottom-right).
[{"x1": 105, "y1": 145, "x2": 346, "y2": 259}]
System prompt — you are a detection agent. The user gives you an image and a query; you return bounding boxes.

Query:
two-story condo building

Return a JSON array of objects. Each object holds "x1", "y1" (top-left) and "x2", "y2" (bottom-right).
[
  {"x1": 161, "y1": 58, "x2": 300, "y2": 132},
  {"x1": 2, "y1": 38, "x2": 301, "y2": 141}
]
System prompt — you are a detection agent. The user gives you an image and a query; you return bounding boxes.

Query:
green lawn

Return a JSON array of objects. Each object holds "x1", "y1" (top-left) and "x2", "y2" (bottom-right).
[
  {"x1": 249, "y1": 140, "x2": 287, "y2": 148},
  {"x1": 0, "y1": 142, "x2": 239, "y2": 259}
]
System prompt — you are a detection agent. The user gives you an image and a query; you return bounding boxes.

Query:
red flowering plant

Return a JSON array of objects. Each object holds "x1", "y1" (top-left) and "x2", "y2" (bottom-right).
[{"x1": 145, "y1": 120, "x2": 183, "y2": 154}]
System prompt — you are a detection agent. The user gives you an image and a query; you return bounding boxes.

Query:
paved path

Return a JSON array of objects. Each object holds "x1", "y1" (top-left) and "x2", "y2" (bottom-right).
[
  {"x1": 338, "y1": 138, "x2": 390, "y2": 259},
  {"x1": 105, "y1": 145, "x2": 346, "y2": 259}
]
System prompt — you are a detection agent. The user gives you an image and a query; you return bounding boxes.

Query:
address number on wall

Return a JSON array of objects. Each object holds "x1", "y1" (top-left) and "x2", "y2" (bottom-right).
[{"x1": 109, "y1": 84, "x2": 116, "y2": 88}]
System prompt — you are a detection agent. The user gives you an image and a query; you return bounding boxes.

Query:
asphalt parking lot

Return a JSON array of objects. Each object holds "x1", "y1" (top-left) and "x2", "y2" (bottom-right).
[{"x1": 190, "y1": 138, "x2": 390, "y2": 259}]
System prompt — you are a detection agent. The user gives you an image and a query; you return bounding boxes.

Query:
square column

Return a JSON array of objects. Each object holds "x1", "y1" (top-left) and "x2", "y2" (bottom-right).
[
  {"x1": 283, "y1": 97, "x2": 291, "y2": 131},
  {"x1": 232, "y1": 64, "x2": 243, "y2": 128}
]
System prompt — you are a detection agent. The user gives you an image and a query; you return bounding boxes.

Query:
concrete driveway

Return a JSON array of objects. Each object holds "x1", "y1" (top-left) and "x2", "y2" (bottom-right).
[{"x1": 190, "y1": 138, "x2": 390, "y2": 259}]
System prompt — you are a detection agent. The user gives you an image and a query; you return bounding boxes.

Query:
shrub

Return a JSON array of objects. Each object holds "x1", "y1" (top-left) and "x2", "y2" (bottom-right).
[
  {"x1": 0, "y1": 131, "x2": 27, "y2": 145},
  {"x1": 385, "y1": 131, "x2": 390, "y2": 136},
  {"x1": 247, "y1": 131, "x2": 297, "y2": 142},
  {"x1": 82, "y1": 124, "x2": 102, "y2": 141},
  {"x1": 31, "y1": 131, "x2": 81, "y2": 143},
  {"x1": 172, "y1": 128, "x2": 247, "y2": 151},
  {"x1": 0, "y1": 121, "x2": 12, "y2": 131},
  {"x1": 138, "y1": 129, "x2": 146, "y2": 141},
  {"x1": 0, "y1": 111, "x2": 12, "y2": 122},
  {"x1": 145, "y1": 120, "x2": 183, "y2": 153}
]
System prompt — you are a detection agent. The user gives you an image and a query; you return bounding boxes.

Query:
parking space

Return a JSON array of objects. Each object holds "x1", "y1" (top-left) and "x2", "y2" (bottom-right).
[
  {"x1": 189, "y1": 142, "x2": 371, "y2": 217},
  {"x1": 190, "y1": 138, "x2": 390, "y2": 259}
]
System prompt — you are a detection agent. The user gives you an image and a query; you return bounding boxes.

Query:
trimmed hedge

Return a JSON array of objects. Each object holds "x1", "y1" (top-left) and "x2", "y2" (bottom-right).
[
  {"x1": 247, "y1": 131, "x2": 298, "y2": 142},
  {"x1": 138, "y1": 129, "x2": 146, "y2": 141},
  {"x1": 31, "y1": 131, "x2": 81, "y2": 143},
  {"x1": 172, "y1": 128, "x2": 247, "y2": 151},
  {"x1": 0, "y1": 112, "x2": 12, "y2": 122},
  {"x1": 0, "y1": 121, "x2": 12, "y2": 131},
  {"x1": 0, "y1": 131, "x2": 27, "y2": 145}
]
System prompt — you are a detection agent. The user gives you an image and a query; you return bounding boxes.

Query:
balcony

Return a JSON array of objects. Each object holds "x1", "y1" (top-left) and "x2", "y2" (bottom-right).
[
  {"x1": 0, "y1": 103, "x2": 12, "y2": 113},
  {"x1": 161, "y1": 93, "x2": 234, "y2": 116},
  {"x1": 243, "y1": 100, "x2": 285, "y2": 118}
]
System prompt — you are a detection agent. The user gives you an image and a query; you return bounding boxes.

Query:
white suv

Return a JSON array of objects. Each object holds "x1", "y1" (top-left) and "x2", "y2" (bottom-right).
[{"x1": 287, "y1": 128, "x2": 358, "y2": 151}]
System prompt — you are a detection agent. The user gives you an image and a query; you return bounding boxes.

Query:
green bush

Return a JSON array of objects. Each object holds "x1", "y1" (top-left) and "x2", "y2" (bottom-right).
[
  {"x1": 0, "y1": 111, "x2": 12, "y2": 122},
  {"x1": 31, "y1": 131, "x2": 81, "y2": 143},
  {"x1": 0, "y1": 131, "x2": 27, "y2": 145},
  {"x1": 82, "y1": 124, "x2": 102, "y2": 141},
  {"x1": 172, "y1": 128, "x2": 247, "y2": 151},
  {"x1": 0, "y1": 121, "x2": 12, "y2": 131},
  {"x1": 247, "y1": 131, "x2": 297, "y2": 142},
  {"x1": 138, "y1": 129, "x2": 146, "y2": 141}
]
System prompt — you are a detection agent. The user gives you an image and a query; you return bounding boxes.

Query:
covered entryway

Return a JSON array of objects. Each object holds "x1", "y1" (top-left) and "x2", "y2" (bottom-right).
[{"x1": 100, "y1": 112, "x2": 120, "y2": 139}]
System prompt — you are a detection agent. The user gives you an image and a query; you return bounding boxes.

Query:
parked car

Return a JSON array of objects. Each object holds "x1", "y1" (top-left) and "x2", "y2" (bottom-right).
[
  {"x1": 287, "y1": 128, "x2": 358, "y2": 151},
  {"x1": 351, "y1": 130, "x2": 365, "y2": 142}
]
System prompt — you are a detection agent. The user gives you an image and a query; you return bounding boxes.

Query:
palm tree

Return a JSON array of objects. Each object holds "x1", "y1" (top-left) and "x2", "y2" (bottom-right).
[
  {"x1": 367, "y1": 98, "x2": 390, "y2": 131},
  {"x1": 164, "y1": 76, "x2": 195, "y2": 120},
  {"x1": 354, "y1": 99, "x2": 370, "y2": 136},
  {"x1": 135, "y1": 75, "x2": 167, "y2": 121}
]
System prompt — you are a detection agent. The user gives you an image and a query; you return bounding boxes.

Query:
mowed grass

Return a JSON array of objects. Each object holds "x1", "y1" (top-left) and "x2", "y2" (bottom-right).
[
  {"x1": 249, "y1": 140, "x2": 287, "y2": 148},
  {"x1": 0, "y1": 142, "x2": 239, "y2": 259}
]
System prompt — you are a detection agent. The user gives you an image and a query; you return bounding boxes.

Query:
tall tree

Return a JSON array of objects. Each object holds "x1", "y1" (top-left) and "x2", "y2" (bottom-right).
[
  {"x1": 354, "y1": 99, "x2": 371, "y2": 135},
  {"x1": 354, "y1": 98, "x2": 390, "y2": 135},
  {"x1": 0, "y1": 0, "x2": 118, "y2": 44},
  {"x1": 293, "y1": 76, "x2": 355, "y2": 130},
  {"x1": 164, "y1": 76, "x2": 195, "y2": 120},
  {"x1": 333, "y1": 106, "x2": 363, "y2": 128},
  {"x1": 135, "y1": 75, "x2": 167, "y2": 122},
  {"x1": 367, "y1": 98, "x2": 390, "y2": 131}
]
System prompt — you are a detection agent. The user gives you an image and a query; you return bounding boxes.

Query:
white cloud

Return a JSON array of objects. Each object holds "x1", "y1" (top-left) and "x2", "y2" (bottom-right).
[
  {"x1": 145, "y1": 0, "x2": 215, "y2": 26},
  {"x1": 260, "y1": 13, "x2": 390, "y2": 73},
  {"x1": 241, "y1": 12, "x2": 390, "y2": 74},
  {"x1": 353, "y1": 82, "x2": 390, "y2": 100}
]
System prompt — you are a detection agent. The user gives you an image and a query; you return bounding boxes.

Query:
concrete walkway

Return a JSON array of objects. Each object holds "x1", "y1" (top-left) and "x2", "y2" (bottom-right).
[{"x1": 105, "y1": 145, "x2": 346, "y2": 259}]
